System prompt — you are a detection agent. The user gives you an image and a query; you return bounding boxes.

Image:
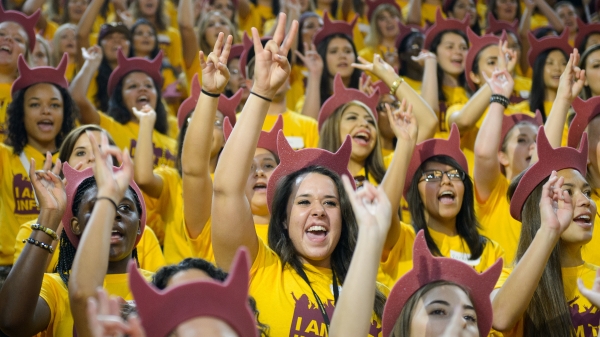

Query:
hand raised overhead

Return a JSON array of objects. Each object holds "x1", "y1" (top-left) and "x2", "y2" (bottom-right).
[{"x1": 200, "y1": 32, "x2": 233, "y2": 94}]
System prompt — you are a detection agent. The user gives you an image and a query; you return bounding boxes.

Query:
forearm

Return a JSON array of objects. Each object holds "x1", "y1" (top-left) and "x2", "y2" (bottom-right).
[
  {"x1": 420, "y1": 59, "x2": 439, "y2": 114},
  {"x1": 473, "y1": 102, "x2": 504, "y2": 200},
  {"x1": 330, "y1": 226, "x2": 383, "y2": 337},
  {"x1": 134, "y1": 118, "x2": 164, "y2": 199},
  {"x1": 22, "y1": 0, "x2": 46, "y2": 31},
  {"x1": 69, "y1": 61, "x2": 100, "y2": 124},
  {"x1": 178, "y1": 0, "x2": 199, "y2": 68},
  {"x1": 396, "y1": 84, "x2": 437, "y2": 141},
  {"x1": 405, "y1": 0, "x2": 422, "y2": 25},
  {"x1": 340, "y1": 0, "x2": 352, "y2": 21},
  {"x1": 300, "y1": 73, "x2": 322, "y2": 119},
  {"x1": 534, "y1": 0, "x2": 564, "y2": 31},
  {"x1": 76, "y1": 0, "x2": 102, "y2": 66},
  {"x1": 544, "y1": 98, "x2": 570, "y2": 148},
  {"x1": 492, "y1": 228, "x2": 559, "y2": 332},
  {"x1": 447, "y1": 85, "x2": 492, "y2": 133},
  {"x1": 237, "y1": 0, "x2": 251, "y2": 20}
]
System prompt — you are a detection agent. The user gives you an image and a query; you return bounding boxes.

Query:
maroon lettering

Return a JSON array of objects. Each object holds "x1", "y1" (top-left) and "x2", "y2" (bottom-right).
[
  {"x1": 569, "y1": 297, "x2": 599, "y2": 337},
  {"x1": 129, "y1": 139, "x2": 176, "y2": 168},
  {"x1": 12, "y1": 174, "x2": 39, "y2": 215}
]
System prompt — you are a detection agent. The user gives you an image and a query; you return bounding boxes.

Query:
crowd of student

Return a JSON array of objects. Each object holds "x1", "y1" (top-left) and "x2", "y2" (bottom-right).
[{"x1": 0, "y1": 0, "x2": 598, "y2": 335}]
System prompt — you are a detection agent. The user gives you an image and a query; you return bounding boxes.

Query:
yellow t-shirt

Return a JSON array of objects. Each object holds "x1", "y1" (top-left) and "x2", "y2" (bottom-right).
[
  {"x1": 0, "y1": 144, "x2": 58, "y2": 265},
  {"x1": 583, "y1": 191, "x2": 600, "y2": 266},
  {"x1": 259, "y1": 110, "x2": 319, "y2": 149},
  {"x1": 239, "y1": 3, "x2": 274, "y2": 36},
  {"x1": 514, "y1": 75, "x2": 532, "y2": 100},
  {"x1": 382, "y1": 224, "x2": 505, "y2": 284},
  {"x1": 287, "y1": 65, "x2": 306, "y2": 113},
  {"x1": 402, "y1": 2, "x2": 441, "y2": 26},
  {"x1": 99, "y1": 112, "x2": 177, "y2": 168},
  {"x1": 403, "y1": 77, "x2": 422, "y2": 94},
  {"x1": 13, "y1": 220, "x2": 166, "y2": 272},
  {"x1": 494, "y1": 263, "x2": 600, "y2": 337},
  {"x1": 475, "y1": 177, "x2": 520, "y2": 266},
  {"x1": 249, "y1": 240, "x2": 384, "y2": 336},
  {"x1": 530, "y1": 13, "x2": 550, "y2": 30},
  {"x1": 40, "y1": 20, "x2": 59, "y2": 42},
  {"x1": 0, "y1": 82, "x2": 13, "y2": 143},
  {"x1": 434, "y1": 85, "x2": 470, "y2": 139},
  {"x1": 39, "y1": 270, "x2": 153, "y2": 337}
]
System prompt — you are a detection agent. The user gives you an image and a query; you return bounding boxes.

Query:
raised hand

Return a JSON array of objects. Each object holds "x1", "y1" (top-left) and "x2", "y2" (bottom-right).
[
  {"x1": 132, "y1": 104, "x2": 157, "y2": 126},
  {"x1": 117, "y1": 10, "x2": 134, "y2": 28},
  {"x1": 294, "y1": 42, "x2": 323, "y2": 77},
  {"x1": 359, "y1": 74, "x2": 374, "y2": 96},
  {"x1": 496, "y1": 40, "x2": 518, "y2": 73},
  {"x1": 556, "y1": 49, "x2": 586, "y2": 102},
  {"x1": 352, "y1": 54, "x2": 395, "y2": 81},
  {"x1": 386, "y1": 98, "x2": 418, "y2": 143},
  {"x1": 87, "y1": 131, "x2": 133, "y2": 205},
  {"x1": 200, "y1": 32, "x2": 233, "y2": 94},
  {"x1": 539, "y1": 171, "x2": 573, "y2": 236},
  {"x1": 82, "y1": 46, "x2": 104, "y2": 70},
  {"x1": 578, "y1": 269, "x2": 600, "y2": 308},
  {"x1": 87, "y1": 288, "x2": 146, "y2": 337},
  {"x1": 341, "y1": 175, "x2": 392, "y2": 245},
  {"x1": 410, "y1": 50, "x2": 436, "y2": 67},
  {"x1": 29, "y1": 153, "x2": 65, "y2": 227},
  {"x1": 483, "y1": 68, "x2": 514, "y2": 99},
  {"x1": 250, "y1": 13, "x2": 299, "y2": 99}
]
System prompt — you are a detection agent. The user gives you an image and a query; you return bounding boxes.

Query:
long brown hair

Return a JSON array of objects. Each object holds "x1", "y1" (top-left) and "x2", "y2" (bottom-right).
[
  {"x1": 130, "y1": 0, "x2": 169, "y2": 31},
  {"x1": 508, "y1": 171, "x2": 575, "y2": 336}
]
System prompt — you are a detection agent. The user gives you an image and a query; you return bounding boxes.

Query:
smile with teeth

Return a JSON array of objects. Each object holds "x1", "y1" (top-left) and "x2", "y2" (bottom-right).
[
  {"x1": 111, "y1": 228, "x2": 125, "y2": 243},
  {"x1": 438, "y1": 190, "x2": 455, "y2": 204},
  {"x1": 306, "y1": 225, "x2": 328, "y2": 240},
  {"x1": 137, "y1": 95, "x2": 149, "y2": 103},
  {"x1": 0, "y1": 45, "x2": 11, "y2": 53},
  {"x1": 573, "y1": 214, "x2": 592, "y2": 228},
  {"x1": 353, "y1": 131, "x2": 371, "y2": 145},
  {"x1": 253, "y1": 182, "x2": 267, "y2": 191}
]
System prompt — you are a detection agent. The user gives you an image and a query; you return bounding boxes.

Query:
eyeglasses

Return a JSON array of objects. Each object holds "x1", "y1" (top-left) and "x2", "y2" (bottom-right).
[
  {"x1": 376, "y1": 101, "x2": 401, "y2": 112},
  {"x1": 419, "y1": 169, "x2": 465, "y2": 182}
]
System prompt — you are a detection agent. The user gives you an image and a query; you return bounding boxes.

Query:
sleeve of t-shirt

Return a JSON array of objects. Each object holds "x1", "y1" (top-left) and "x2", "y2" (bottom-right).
[
  {"x1": 39, "y1": 274, "x2": 60, "y2": 328},
  {"x1": 137, "y1": 227, "x2": 166, "y2": 273}
]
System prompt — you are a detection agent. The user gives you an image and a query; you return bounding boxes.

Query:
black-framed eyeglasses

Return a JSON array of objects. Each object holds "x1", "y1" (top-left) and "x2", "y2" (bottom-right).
[{"x1": 419, "y1": 169, "x2": 465, "y2": 182}]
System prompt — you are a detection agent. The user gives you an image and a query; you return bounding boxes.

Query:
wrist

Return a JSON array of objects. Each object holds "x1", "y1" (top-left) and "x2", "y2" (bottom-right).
[
  {"x1": 249, "y1": 86, "x2": 275, "y2": 101},
  {"x1": 536, "y1": 226, "x2": 562, "y2": 243},
  {"x1": 38, "y1": 209, "x2": 62, "y2": 232}
]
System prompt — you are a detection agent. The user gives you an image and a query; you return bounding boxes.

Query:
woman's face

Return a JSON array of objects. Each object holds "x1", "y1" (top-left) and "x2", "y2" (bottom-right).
[
  {"x1": 376, "y1": 9, "x2": 400, "y2": 40},
  {"x1": 59, "y1": 28, "x2": 77, "y2": 56},
  {"x1": 556, "y1": 168, "x2": 595, "y2": 245},
  {"x1": 68, "y1": 0, "x2": 87, "y2": 23},
  {"x1": 138, "y1": 0, "x2": 159, "y2": 17},
  {"x1": 435, "y1": 32, "x2": 467, "y2": 77},
  {"x1": 24, "y1": 83, "x2": 64, "y2": 148},
  {"x1": 204, "y1": 14, "x2": 232, "y2": 49},
  {"x1": 173, "y1": 317, "x2": 239, "y2": 337},
  {"x1": 495, "y1": 0, "x2": 518, "y2": 22},
  {"x1": 301, "y1": 16, "x2": 323, "y2": 45},
  {"x1": 0, "y1": 22, "x2": 28, "y2": 67},
  {"x1": 400, "y1": 33, "x2": 424, "y2": 73},
  {"x1": 325, "y1": 37, "x2": 355, "y2": 79},
  {"x1": 543, "y1": 50, "x2": 567, "y2": 91},
  {"x1": 122, "y1": 72, "x2": 158, "y2": 113},
  {"x1": 556, "y1": 4, "x2": 578, "y2": 33},
  {"x1": 587, "y1": 116, "x2": 600, "y2": 180},
  {"x1": 75, "y1": 185, "x2": 140, "y2": 261},
  {"x1": 449, "y1": 0, "x2": 477, "y2": 26},
  {"x1": 31, "y1": 41, "x2": 50, "y2": 67},
  {"x1": 132, "y1": 24, "x2": 156, "y2": 56},
  {"x1": 299, "y1": 0, "x2": 311, "y2": 12},
  {"x1": 499, "y1": 123, "x2": 537, "y2": 177},
  {"x1": 101, "y1": 32, "x2": 131, "y2": 62},
  {"x1": 417, "y1": 161, "x2": 465, "y2": 223},
  {"x1": 211, "y1": 0, "x2": 234, "y2": 21},
  {"x1": 286, "y1": 172, "x2": 342, "y2": 268},
  {"x1": 504, "y1": 32, "x2": 521, "y2": 60},
  {"x1": 339, "y1": 104, "x2": 377, "y2": 162},
  {"x1": 584, "y1": 49, "x2": 600, "y2": 97},
  {"x1": 245, "y1": 148, "x2": 278, "y2": 214},
  {"x1": 67, "y1": 130, "x2": 102, "y2": 171},
  {"x1": 470, "y1": 45, "x2": 499, "y2": 88},
  {"x1": 211, "y1": 111, "x2": 225, "y2": 159},
  {"x1": 227, "y1": 58, "x2": 248, "y2": 98},
  {"x1": 584, "y1": 34, "x2": 600, "y2": 51},
  {"x1": 409, "y1": 285, "x2": 479, "y2": 337}
]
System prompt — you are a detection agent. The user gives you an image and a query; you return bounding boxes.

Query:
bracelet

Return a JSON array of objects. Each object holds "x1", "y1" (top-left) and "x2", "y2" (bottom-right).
[
  {"x1": 389, "y1": 77, "x2": 404, "y2": 94},
  {"x1": 201, "y1": 89, "x2": 220, "y2": 98},
  {"x1": 490, "y1": 94, "x2": 510, "y2": 108},
  {"x1": 31, "y1": 223, "x2": 58, "y2": 240},
  {"x1": 23, "y1": 238, "x2": 54, "y2": 254},
  {"x1": 250, "y1": 91, "x2": 273, "y2": 102},
  {"x1": 96, "y1": 196, "x2": 119, "y2": 211}
]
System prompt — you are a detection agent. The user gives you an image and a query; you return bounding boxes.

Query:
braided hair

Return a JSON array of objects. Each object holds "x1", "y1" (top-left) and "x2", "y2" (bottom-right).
[{"x1": 55, "y1": 176, "x2": 142, "y2": 287}]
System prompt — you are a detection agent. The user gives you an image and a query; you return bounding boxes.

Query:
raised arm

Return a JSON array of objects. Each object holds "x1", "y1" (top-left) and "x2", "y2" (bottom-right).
[
  {"x1": 329, "y1": 178, "x2": 392, "y2": 337},
  {"x1": 0, "y1": 155, "x2": 63, "y2": 336},
  {"x1": 491, "y1": 172, "x2": 572, "y2": 332},
  {"x1": 69, "y1": 46, "x2": 103, "y2": 125},
  {"x1": 182, "y1": 35, "x2": 232, "y2": 238},
  {"x1": 297, "y1": 42, "x2": 323, "y2": 119},
  {"x1": 69, "y1": 132, "x2": 135, "y2": 337},
  {"x1": 518, "y1": 0, "x2": 534, "y2": 75},
  {"x1": 76, "y1": 0, "x2": 105, "y2": 67},
  {"x1": 212, "y1": 15, "x2": 298, "y2": 270},
  {"x1": 405, "y1": 0, "x2": 423, "y2": 26},
  {"x1": 353, "y1": 54, "x2": 437, "y2": 141},
  {"x1": 22, "y1": 0, "x2": 47, "y2": 32},
  {"x1": 533, "y1": 0, "x2": 565, "y2": 32},
  {"x1": 178, "y1": 0, "x2": 201, "y2": 70},
  {"x1": 132, "y1": 106, "x2": 164, "y2": 199},
  {"x1": 544, "y1": 50, "x2": 586, "y2": 148},
  {"x1": 473, "y1": 69, "x2": 514, "y2": 202},
  {"x1": 418, "y1": 51, "x2": 441, "y2": 116}
]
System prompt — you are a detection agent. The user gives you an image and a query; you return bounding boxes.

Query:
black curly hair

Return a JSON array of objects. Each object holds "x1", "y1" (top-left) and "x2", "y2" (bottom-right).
[{"x1": 7, "y1": 85, "x2": 77, "y2": 155}]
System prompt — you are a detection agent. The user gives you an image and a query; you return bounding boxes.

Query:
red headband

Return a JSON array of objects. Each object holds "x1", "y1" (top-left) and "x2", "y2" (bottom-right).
[
  {"x1": 267, "y1": 132, "x2": 355, "y2": 212},
  {"x1": 313, "y1": 11, "x2": 357, "y2": 46},
  {"x1": 395, "y1": 22, "x2": 424, "y2": 50},
  {"x1": 527, "y1": 28, "x2": 572, "y2": 67},
  {"x1": 239, "y1": 33, "x2": 272, "y2": 78},
  {"x1": 222, "y1": 114, "x2": 282, "y2": 156},
  {"x1": 11, "y1": 53, "x2": 69, "y2": 97},
  {"x1": 177, "y1": 74, "x2": 200, "y2": 129},
  {"x1": 107, "y1": 49, "x2": 164, "y2": 96},
  {"x1": 62, "y1": 163, "x2": 146, "y2": 248},
  {"x1": 465, "y1": 28, "x2": 506, "y2": 91},
  {"x1": 0, "y1": 2, "x2": 40, "y2": 51},
  {"x1": 365, "y1": 0, "x2": 402, "y2": 22},
  {"x1": 129, "y1": 247, "x2": 258, "y2": 337},
  {"x1": 423, "y1": 8, "x2": 470, "y2": 50},
  {"x1": 318, "y1": 74, "x2": 380, "y2": 131},
  {"x1": 218, "y1": 88, "x2": 243, "y2": 125},
  {"x1": 404, "y1": 124, "x2": 468, "y2": 197},
  {"x1": 499, "y1": 110, "x2": 543, "y2": 151},
  {"x1": 568, "y1": 96, "x2": 600, "y2": 148},
  {"x1": 575, "y1": 18, "x2": 600, "y2": 50},
  {"x1": 229, "y1": 43, "x2": 244, "y2": 60},
  {"x1": 382, "y1": 231, "x2": 503, "y2": 337},
  {"x1": 485, "y1": 12, "x2": 518, "y2": 36},
  {"x1": 510, "y1": 126, "x2": 588, "y2": 221}
]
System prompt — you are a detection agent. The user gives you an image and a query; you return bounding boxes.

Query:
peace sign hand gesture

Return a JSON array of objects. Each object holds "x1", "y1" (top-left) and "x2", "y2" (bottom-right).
[
  {"x1": 29, "y1": 153, "x2": 66, "y2": 230},
  {"x1": 200, "y1": 32, "x2": 233, "y2": 94},
  {"x1": 250, "y1": 13, "x2": 299, "y2": 99},
  {"x1": 556, "y1": 49, "x2": 586, "y2": 103},
  {"x1": 386, "y1": 98, "x2": 418, "y2": 144},
  {"x1": 539, "y1": 171, "x2": 573, "y2": 237}
]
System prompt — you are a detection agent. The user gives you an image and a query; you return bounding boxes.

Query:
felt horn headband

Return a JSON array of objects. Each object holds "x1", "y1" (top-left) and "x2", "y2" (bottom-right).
[
  {"x1": 465, "y1": 27, "x2": 507, "y2": 91},
  {"x1": 568, "y1": 96, "x2": 600, "y2": 148},
  {"x1": 313, "y1": 11, "x2": 358, "y2": 47},
  {"x1": 365, "y1": 0, "x2": 402, "y2": 23},
  {"x1": 11, "y1": 53, "x2": 69, "y2": 97},
  {"x1": 107, "y1": 48, "x2": 164, "y2": 96},
  {"x1": 575, "y1": 17, "x2": 600, "y2": 51},
  {"x1": 0, "y1": 2, "x2": 40, "y2": 51},
  {"x1": 527, "y1": 28, "x2": 572, "y2": 67},
  {"x1": 499, "y1": 110, "x2": 543, "y2": 151},
  {"x1": 423, "y1": 8, "x2": 470, "y2": 50},
  {"x1": 485, "y1": 12, "x2": 518, "y2": 36},
  {"x1": 222, "y1": 114, "x2": 282, "y2": 157}
]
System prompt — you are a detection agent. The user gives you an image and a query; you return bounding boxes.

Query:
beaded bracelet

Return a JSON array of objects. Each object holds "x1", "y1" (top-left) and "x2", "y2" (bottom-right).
[
  {"x1": 490, "y1": 94, "x2": 510, "y2": 108},
  {"x1": 31, "y1": 223, "x2": 58, "y2": 240},
  {"x1": 23, "y1": 238, "x2": 54, "y2": 254}
]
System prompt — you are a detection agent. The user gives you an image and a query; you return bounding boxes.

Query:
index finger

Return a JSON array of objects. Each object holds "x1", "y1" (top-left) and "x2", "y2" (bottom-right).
[
  {"x1": 212, "y1": 32, "x2": 225, "y2": 57},
  {"x1": 220, "y1": 35, "x2": 233, "y2": 62},
  {"x1": 272, "y1": 13, "x2": 287, "y2": 47},
  {"x1": 251, "y1": 27, "x2": 264, "y2": 55},
  {"x1": 43, "y1": 151, "x2": 53, "y2": 171}
]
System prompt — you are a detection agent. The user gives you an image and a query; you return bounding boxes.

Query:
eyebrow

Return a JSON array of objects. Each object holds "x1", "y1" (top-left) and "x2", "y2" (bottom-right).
[
  {"x1": 27, "y1": 97, "x2": 61, "y2": 101},
  {"x1": 295, "y1": 194, "x2": 338, "y2": 199},
  {"x1": 426, "y1": 301, "x2": 475, "y2": 311}
]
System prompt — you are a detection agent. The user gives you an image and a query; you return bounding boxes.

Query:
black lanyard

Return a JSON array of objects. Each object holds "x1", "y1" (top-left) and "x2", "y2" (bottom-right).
[{"x1": 296, "y1": 267, "x2": 339, "y2": 331}]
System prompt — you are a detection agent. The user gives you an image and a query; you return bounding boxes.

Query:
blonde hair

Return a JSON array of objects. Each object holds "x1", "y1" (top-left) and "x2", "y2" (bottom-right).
[
  {"x1": 197, "y1": 11, "x2": 239, "y2": 55},
  {"x1": 52, "y1": 23, "x2": 77, "y2": 66},
  {"x1": 364, "y1": 4, "x2": 402, "y2": 48},
  {"x1": 30, "y1": 34, "x2": 53, "y2": 66}
]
